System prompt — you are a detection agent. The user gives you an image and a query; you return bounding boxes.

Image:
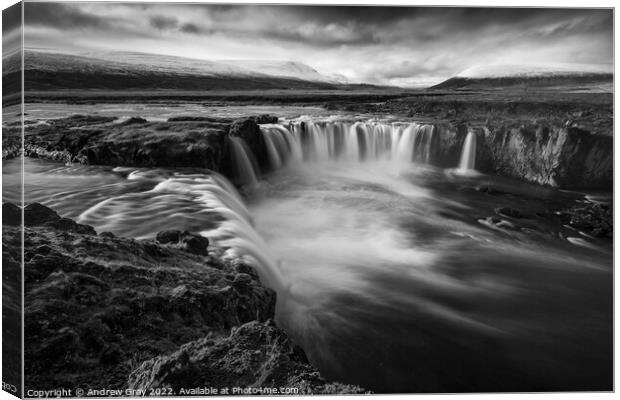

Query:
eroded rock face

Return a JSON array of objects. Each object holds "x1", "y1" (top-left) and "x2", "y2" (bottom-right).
[
  {"x1": 228, "y1": 117, "x2": 270, "y2": 172},
  {"x1": 432, "y1": 124, "x2": 468, "y2": 167},
  {"x1": 22, "y1": 116, "x2": 230, "y2": 169},
  {"x1": 16, "y1": 113, "x2": 611, "y2": 189},
  {"x1": 128, "y1": 320, "x2": 367, "y2": 395},
  {"x1": 475, "y1": 125, "x2": 612, "y2": 189}
]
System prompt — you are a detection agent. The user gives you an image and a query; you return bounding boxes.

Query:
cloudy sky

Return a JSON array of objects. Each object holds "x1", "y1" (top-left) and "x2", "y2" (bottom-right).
[{"x1": 12, "y1": 2, "x2": 615, "y2": 86}]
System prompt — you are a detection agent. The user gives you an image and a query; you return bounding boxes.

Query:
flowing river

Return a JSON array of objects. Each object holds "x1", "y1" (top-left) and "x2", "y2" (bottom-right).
[{"x1": 3, "y1": 116, "x2": 612, "y2": 392}]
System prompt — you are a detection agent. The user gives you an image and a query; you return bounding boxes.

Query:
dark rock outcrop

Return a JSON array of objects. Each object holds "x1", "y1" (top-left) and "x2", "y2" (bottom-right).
[
  {"x1": 167, "y1": 116, "x2": 233, "y2": 123},
  {"x1": 433, "y1": 124, "x2": 468, "y2": 166},
  {"x1": 21, "y1": 202, "x2": 97, "y2": 234},
  {"x1": 428, "y1": 122, "x2": 611, "y2": 189},
  {"x1": 249, "y1": 114, "x2": 279, "y2": 124},
  {"x1": 46, "y1": 217, "x2": 97, "y2": 235},
  {"x1": 128, "y1": 320, "x2": 367, "y2": 395},
  {"x1": 228, "y1": 117, "x2": 270, "y2": 172},
  {"x1": 19, "y1": 115, "x2": 274, "y2": 176},
  {"x1": 21, "y1": 115, "x2": 230, "y2": 169},
  {"x1": 474, "y1": 125, "x2": 612, "y2": 189},
  {"x1": 2, "y1": 225, "x2": 22, "y2": 396},
  {"x1": 24, "y1": 202, "x2": 61, "y2": 225},
  {"x1": 3, "y1": 203, "x2": 362, "y2": 393},
  {"x1": 17, "y1": 111, "x2": 611, "y2": 189},
  {"x1": 562, "y1": 202, "x2": 612, "y2": 238},
  {"x1": 2, "y1": 134, "x2": 21, "y2": 160},
  {"x1": 122, "y1": 116, "x2": 148, "y2": 125},
  {"x1": 495, "y1": 207, "x2": 524, "y2": 219},
  {"x1": 3, "y1": 202, "x2": 21, "y2": 226},
  {"x1": 155, "y1": 230, "x2": 209, "y2": 255}
]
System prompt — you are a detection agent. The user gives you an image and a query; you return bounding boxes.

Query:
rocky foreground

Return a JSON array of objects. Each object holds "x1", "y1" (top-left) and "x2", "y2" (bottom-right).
[
  {"x1": 2, "y1": 104, "x2": 612, "y2": 189},
  {"x1": 2, "y1": 202, "x2": 366, "y2": 395}
]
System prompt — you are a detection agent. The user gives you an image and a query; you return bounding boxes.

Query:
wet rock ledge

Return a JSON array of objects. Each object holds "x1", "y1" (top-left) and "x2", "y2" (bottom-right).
[
  {"x1": 4, "y1": 112, "x2": 612, "y2": 189},
  {"x1": 2, "y1": 202, "x2": 366, "y2": 394}
]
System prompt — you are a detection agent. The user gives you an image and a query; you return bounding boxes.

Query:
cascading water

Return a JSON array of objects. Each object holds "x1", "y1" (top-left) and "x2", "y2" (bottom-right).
[
  {"x1": 458, "y1": 131, "x2": 477, "y2": 171},
  {"x1": 260, "y1": 120, "x2": 438, "y2": 165},
  {"x1": 227, "y1": 136, "x2": 259, "y2": 187},
  {"x1": 260, "y1": 124, "x2": 302, "y2": 169}
]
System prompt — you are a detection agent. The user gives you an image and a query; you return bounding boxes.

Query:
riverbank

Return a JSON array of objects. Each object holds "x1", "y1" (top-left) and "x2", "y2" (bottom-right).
[{"x1": 2, "y1": 202, "x2": 366, "y2": 394}]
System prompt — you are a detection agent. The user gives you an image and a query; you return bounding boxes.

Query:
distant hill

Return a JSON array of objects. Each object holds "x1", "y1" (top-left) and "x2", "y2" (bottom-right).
[
  {"x1": 3, "y1": 50, "x2": 355, "y2": 93},
  {"x1": 431, "y1": 63, "x2": 613, "y2": 91}
]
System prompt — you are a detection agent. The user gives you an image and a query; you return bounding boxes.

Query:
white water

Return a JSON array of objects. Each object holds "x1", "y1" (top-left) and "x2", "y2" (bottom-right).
[
  {"x1": 458, "y1": 131, "x2": 477, "y2": 171},
  {"x1": 227, "y1": 136, "x2": 259, "y2": 187},
  {"x1": 260, "y1": 120, "x2": 437, "y2": 168}
]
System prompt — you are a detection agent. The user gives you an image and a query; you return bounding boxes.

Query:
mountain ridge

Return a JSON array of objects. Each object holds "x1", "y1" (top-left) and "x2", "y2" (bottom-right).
[
  {"x1": 4, "y1": 50, "x2": 359, "y2": 92},
  {"x1": 431, "y1": 63, "x2": 612, "y2": 91}
]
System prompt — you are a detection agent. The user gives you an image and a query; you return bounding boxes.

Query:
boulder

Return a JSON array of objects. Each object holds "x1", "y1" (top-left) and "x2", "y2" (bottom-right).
[
  {"x1": 122, "y1": 116, "x2": 148, "y2": 125},
  {"x1": 495, "y1": 207, "x2": 524, "y2": 219},
  {"x1": 155, "y1": 230, "x2": 181, "y2": 244},
  {"x1": 24, "y1": 203, "x2": 60, "y2": 226},
  {"x1": 155, "y1": 230, "x2": 209, "y2": 255},
  {"x1": 565, "y1": 202, "x2": 612, "y2": 238}
]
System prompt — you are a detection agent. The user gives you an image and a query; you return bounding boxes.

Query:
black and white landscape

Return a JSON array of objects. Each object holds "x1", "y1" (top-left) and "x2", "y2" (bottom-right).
[{"x1": 2, "y1": 2, "x2": 613, "y2": 396}]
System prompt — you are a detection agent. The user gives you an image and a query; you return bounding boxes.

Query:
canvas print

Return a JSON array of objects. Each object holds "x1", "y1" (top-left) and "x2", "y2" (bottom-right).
[{"x1": 1, "y1": 1, "x2": 614, "y2": 397}]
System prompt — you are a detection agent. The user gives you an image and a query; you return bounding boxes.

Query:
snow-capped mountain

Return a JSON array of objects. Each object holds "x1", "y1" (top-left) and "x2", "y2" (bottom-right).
[
  {"x1": 432, "y1": 63, "x2": 612, "y2": 91},
  {"x1": 455, "y1": 63, "x2": 612, "y2": 79},
  {"x1": 7, "y1": 49, "x2": 346, "y2": 90},
  {"x1": 214, "y1": 59, "x2": 345, "y2": 83}
]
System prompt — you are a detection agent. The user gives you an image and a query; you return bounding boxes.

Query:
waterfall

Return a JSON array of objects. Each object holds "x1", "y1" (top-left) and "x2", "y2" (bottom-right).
[
  {"x1": 262, "y1": 120, "x2": 437, "y2": 165},
  {"x1": 260, "y1": 124, "x2": 303, "y2": 168},
  {"x1": 395, "y1": 124, "x2": 419, "y2": 163},
  {"x1": 227, "y1": 136, "x2": 259, "y2": 187},
  {"x1": 458, "y1": 131, "x2": 477, "y2": 171}
]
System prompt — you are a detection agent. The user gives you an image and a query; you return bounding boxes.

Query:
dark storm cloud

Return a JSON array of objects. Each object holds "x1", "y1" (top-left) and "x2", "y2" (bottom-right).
[
  {"x1": 195, "y1": 6, "x2": 613, "y2": 49},
  {"x1": 150, "y1": 15, "x2": 179, "y2": 30},
  {"x1": 22, "y1": 3, "x2": 613, "y2": 86},
  {"x1": 180, "y1": 23, "x2": 203, "y2": 34},
  {"x1": 23, "y1": 4, "x2": 612, "y2": 47},
  {"x1": 24, "y1": 2, "x2": 110, "y2": 29},
  {"x1": 3, "y1": 2, "x2": 22, "y2": 57},
  {"x1": 3, "y1": 2, "x2": 21, "y2": 35},
  {"x1": 284, "y1": 6, "x2": 609, "y2": 30}
]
